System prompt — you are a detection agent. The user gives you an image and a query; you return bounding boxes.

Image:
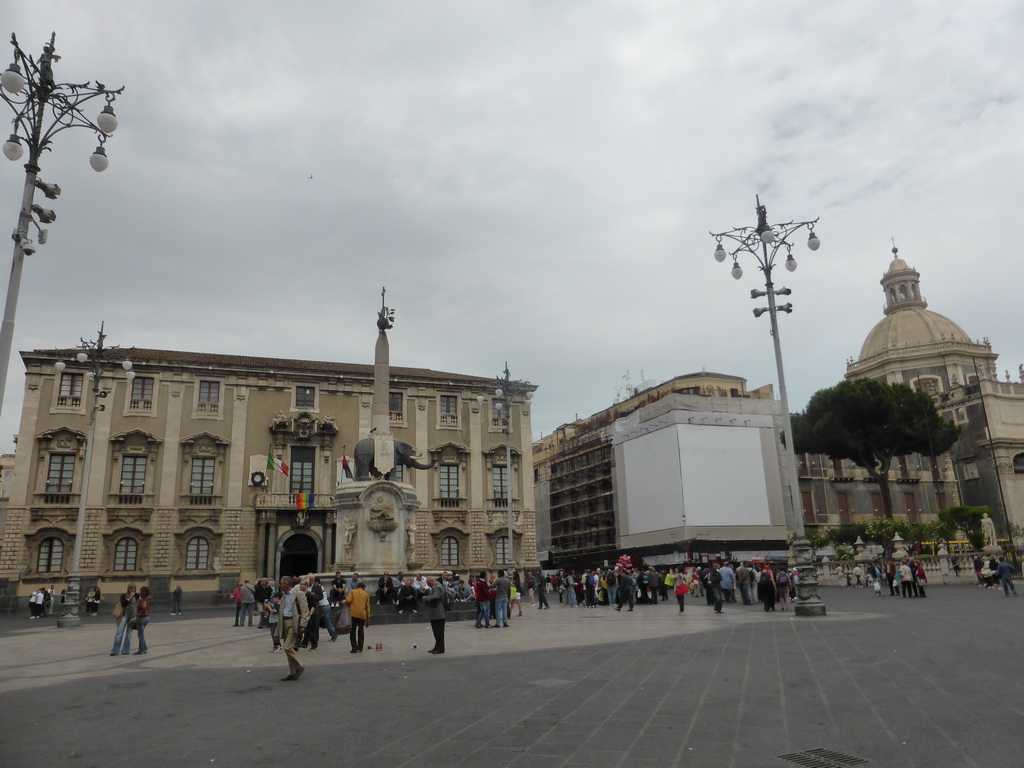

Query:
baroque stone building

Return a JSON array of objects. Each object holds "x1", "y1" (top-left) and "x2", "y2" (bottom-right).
[
  {"x1": 0, "y1": 347, "x2": 537, "y2": 610},
  {"x1": 840, "y1": 249, "x2": 1024, "y2": 531}
]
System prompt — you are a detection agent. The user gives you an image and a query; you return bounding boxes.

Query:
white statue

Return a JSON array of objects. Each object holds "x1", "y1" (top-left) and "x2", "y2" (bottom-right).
[
  {"x1": 343, "y1": 517, "x2": 357, "y2": 550},
  {"x1": 980, "y1": 513, "x2": 998, "y2": 548}
]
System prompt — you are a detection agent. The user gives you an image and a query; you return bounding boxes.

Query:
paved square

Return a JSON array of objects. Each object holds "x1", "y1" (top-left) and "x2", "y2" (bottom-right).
[{"x1": 0, "y1": 586, "x2": 1019, "y2": 767}]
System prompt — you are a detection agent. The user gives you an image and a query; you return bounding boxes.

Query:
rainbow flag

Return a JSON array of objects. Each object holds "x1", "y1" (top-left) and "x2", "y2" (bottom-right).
[{"x1": 294, "y1": 492, "x2": 315, "y2": 510}]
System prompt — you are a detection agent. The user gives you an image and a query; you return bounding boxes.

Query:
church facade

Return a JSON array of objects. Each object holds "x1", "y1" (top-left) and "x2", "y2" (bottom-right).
[
  {"x1": 842, "y1": 249, "x2": 1024, "y2": 532},
  {"x1": 0, "y1": 347, "x2": 537, "y2": 610}
]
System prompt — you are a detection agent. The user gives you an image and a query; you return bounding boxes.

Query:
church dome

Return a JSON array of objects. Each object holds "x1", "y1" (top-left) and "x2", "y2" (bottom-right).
[
  {"x1": 857, "y1": 247, "x2": 973, "y2": 361},
  {"x1": 859, "y1": 307, "x2": 972, "y2": 360}
]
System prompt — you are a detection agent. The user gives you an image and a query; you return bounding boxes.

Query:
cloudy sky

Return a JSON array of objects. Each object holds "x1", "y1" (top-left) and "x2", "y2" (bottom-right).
[{"x1": 1, "y1": 2, "x2": 1021, "y2": 452}]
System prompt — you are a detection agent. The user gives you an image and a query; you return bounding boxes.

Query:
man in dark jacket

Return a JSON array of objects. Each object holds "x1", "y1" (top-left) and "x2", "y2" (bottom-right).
[
  {"x1": 423, "y1": 576, "x2": 447, "y2": 653},
  {"x1": 709, "y1": 563, "x2": 724, "y2": 614}
]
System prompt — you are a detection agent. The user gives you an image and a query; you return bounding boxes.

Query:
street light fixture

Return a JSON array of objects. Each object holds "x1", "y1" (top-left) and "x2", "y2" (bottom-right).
[
  {"x1": 55, "y1": 323, "x2": 133, "y2": 629},
  {"x1": 0, "y1": 32, "x2": 123, "y2": 425},
  {"x1": 477, "y1": 364, "x2": 534, "y2": 568},
  {"x1": 711, "y1": 195, "x2": 826, "y2": 617}
]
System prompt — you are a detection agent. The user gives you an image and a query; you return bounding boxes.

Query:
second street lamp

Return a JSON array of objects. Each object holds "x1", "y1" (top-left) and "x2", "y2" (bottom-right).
[
  {"x1": 54, "y1": 324, "x2": 133, "y2": 629},
  {"x1": 711, "y1": 195, "x2": 825, "y2": 617}
]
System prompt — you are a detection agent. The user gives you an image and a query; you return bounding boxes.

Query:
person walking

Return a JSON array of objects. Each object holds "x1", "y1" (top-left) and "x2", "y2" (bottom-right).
[
  {"x1": 232, "y1": 582, "x2": 243, "y2": 626},
  {"x1": 343, "y1": 581, "x2": 371, "y2": 653},
  {"x1": 719, "y1": 562, "x2": 736, "y2": 603},
  {"x1": 900, "y1": 561, "x2": 914, "y2": 598},
  {"x1": 709, "y1": 563, "x2": 724, "y2": 614},
  {"x1": 615, "y1": 570, "x2": 635, "y2": 612},
  {"x1": 423, "y1": 576, "x2": 447, "y2": 654},
  {"x1": 171, "y1": 585, "x2": 182, "y2": 615},
  {"x1": 997, "y1": 558, "x2": 1018, "y2": 596},
  {"x1": 474, "y1": 571, "x2": 492, "y2": 628},
  {"x1": 110, "y1": 584, "x2": 139, "y2": 656},
  {"x1": 493, "y1": 570, "x2": 511, "y2": 627},
  {"x1": 776, "y1": 569, "x2": 792, "y2": 611},
  {"x1": 757, "y1": 567, "x2": 777, "y2": 612},
  {"x1": 535, "y1": 572, "x2": 550, "y2": 609},
  {"x1": 674, "y1": 571, "x2": 689, "y2": 614},
  {"x1": 134, "y1": 586, "x2": 153, "y2": 655},
  {"x1": 278, "y1": 576, "x2": 307, "y2": 681},
  {"x1": 239, "y1": 579, "x2": 257, "y2": 627}
]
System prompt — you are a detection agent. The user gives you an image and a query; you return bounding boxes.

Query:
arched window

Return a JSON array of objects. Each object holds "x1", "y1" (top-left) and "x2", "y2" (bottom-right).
[
  {"x1": 186, "y1": 536, "x2": 209, "y2": 570},
  {"x1": 496, "y1": 535, "x2": 510, "y2": 565},
  {"x1": 911, "y1": 284, "x2": 919, "y2": 299},
  {"x1": 889, "y1": 288, "x2": 897, "y2": 304},
  {"x1": 37, "y1": 537, "x2": 63, "y2": 573},
  {"x1": 1014, "y1": 454, "x2": 1024, "y2": 474},
  {"x1": 899, "y1": 284, "x2": 908, "y2": 300},
  {"x1": 114, "y1": 538, "x2": 138, "y2": 572},
  {"x1": 440, "y1": 536, "x2": 459, "y2": 567}
]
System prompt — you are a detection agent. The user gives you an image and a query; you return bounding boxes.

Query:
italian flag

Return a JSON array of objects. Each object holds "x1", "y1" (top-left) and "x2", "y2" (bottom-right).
[{"x1": 267, "y1": 453, "x2": 289, "y2": 476}]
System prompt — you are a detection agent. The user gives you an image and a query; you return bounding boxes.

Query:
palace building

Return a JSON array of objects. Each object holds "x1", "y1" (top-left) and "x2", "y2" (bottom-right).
[{"x1": 0, "y1": 346, "x2": 537, "y2": 610}]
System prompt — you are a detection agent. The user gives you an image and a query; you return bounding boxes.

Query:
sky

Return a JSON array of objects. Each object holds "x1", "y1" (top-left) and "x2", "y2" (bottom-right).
[{"x1": 1, "y1": 1, "x2": 1022, "y2": 452}]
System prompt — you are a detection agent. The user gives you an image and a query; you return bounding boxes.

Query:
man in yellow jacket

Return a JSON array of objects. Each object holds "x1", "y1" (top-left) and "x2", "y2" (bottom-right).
[{"x1": 343, "y1": 581, "x2": 371, "y2": 653}]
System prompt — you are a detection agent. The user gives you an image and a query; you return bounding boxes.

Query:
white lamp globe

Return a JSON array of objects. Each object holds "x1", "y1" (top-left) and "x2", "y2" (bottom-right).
[
  {"x1": 3, "y1": 135, "x2": 24, "y2": 161},
  {"x1": 807, "y1": 233, "x2": 820, "y2": 251},
  {"x1": 97, "y1": 106, "x2": 118, "y2": 134},
  {"x1": 759, "y1": 229, "x2": 775, "y2": 244},
  {"x1": 89, "y1": 147, "x2": 109, "y2": 172},
  {"x1": 76, "y1": 352, "x2": 88, "y2": 363},
  {"x1": 54, "y1": 361, "x2": 65, "y2": 372},
  {"x1": 714, "y1": 243, "x2": 727, "y2": 263},
  {"x1": 731, "y1": 263, "x2": 743, "y2": 280},
  {"x1": 1, "y1": 64, "x2": 25, "y2": 93}
]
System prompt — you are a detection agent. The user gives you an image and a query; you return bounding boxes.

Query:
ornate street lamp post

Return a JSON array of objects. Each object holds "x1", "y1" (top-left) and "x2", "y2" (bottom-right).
[
  {"x1": 0, "y1": 32, "x2": 123, "y2": 422},
  {"x1": 55, "y1": 324, "x2": 133, "y2": 628},
  {"x1": 711, "y1": 195, "x2": 826, "y2": 616},
  {"x1": 478, "y1": 364, "x2": 533, "y2": 568}
]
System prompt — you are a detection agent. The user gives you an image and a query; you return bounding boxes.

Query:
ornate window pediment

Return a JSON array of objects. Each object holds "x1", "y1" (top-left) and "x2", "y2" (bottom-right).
[
  {"x1": 429, "y1": 441, "x2": 470, "y2": 463},
  {"x1": 37, "y1": 427, "x2": 87, "y2": 454},
  {"x1": 111, "y1": 429, "x2": 162, "y2": 451},
  {"x1": 181, "y1": 432, "x2": 229, "y2": 459}
]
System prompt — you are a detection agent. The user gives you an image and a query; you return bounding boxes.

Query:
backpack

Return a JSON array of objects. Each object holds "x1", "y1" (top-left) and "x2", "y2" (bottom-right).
[{"x1": 777, "y1": 572, "x2": 789, "y2": 586}]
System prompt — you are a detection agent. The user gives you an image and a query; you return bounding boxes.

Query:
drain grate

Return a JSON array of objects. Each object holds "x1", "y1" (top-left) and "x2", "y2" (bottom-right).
[{"x1": 778, "y1": 749, "x2": 868, "y2": 767}]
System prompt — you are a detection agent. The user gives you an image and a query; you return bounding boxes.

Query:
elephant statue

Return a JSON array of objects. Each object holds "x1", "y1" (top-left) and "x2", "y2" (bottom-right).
[{"x1": 353, "y1": 437, "x2": 437, "y2": 481}]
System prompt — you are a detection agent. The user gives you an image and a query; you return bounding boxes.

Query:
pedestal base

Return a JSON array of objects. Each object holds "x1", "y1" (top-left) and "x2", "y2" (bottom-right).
[{"x1": 794, "y1": 601, "x2": 827, "y2": 617}]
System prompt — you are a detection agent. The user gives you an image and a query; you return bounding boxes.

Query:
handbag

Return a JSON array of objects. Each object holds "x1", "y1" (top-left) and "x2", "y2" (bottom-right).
[
  {"x1": 334, "y1": 603, "x2": 352, "y2": 634},
  {"x1": 675, "y1": 583, "x2": 689, "y2": 596},
  {"x1": 112, "y1": 601, "x2": 124, "y2": 620}
]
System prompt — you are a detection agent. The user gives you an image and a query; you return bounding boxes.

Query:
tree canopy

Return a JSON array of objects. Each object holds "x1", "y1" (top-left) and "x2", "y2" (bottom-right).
[{"x1": 792, "y1": 378, "x2": 961, "y2": 518}]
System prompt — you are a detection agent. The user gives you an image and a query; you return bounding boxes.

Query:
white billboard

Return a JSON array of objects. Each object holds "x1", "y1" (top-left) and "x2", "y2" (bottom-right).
[{"x1": 619, "y1": 422, "x2": 774, "y2": 537}]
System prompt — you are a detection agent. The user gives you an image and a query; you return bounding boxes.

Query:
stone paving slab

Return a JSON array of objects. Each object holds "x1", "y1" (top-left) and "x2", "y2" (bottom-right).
[{"x1": 0, "y1": 586, "x2": 1020, "y2": 767}]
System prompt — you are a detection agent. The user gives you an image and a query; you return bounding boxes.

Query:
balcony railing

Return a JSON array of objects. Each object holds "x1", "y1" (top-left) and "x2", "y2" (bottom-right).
[
  {"x1": 436, "y1": 496, "x2": 464, "y2": 509},
  {"x1": 197, "y1": 401, "x2": 219, "y2": 414},
  {"x1": 253, "y1": 492, "x2": 322, "y2": 509},
  {"x1": 389, "y1": 411, "x2": 404, "y2": 423},
  {"x1": 56, "y1": 395, "x2": 81, "y2": 408},
  {"x1": 129, "y1": 398, "x2": 153, "y2": 411},
  {"x1": 439, "y1": 413, "x2": 458, "y2": 426},
  {"x1": 40, "y1": 491, "x2": 74, "y2": 505},
  {"x1": 186, "y1": 495, "x2": 217, "y2": 506}
]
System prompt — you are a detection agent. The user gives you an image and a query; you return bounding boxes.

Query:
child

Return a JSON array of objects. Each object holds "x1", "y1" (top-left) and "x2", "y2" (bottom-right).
[{"x1": 265, "y1": 592, "x2": 282, "y2": 653}]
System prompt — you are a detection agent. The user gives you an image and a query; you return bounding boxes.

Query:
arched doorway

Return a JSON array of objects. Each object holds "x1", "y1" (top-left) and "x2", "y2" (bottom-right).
[{"x1": 278, "y1": 532, "x2": 319, "y2": 580}]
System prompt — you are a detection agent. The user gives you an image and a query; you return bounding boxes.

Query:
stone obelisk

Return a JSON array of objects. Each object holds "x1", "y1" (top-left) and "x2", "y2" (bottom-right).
[{"x1": 371, "y1": 289, "x2": 395, "y2": 475}]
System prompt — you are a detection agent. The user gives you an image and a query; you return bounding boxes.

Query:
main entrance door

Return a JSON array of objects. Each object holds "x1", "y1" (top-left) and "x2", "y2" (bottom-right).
[{"x1": 278, "y1": 533, "x2": 319, "y2": 579}]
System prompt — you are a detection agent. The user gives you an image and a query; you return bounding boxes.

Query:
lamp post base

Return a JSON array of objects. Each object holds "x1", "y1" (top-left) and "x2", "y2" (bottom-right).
[
  {"x1": 56, "y1": 572, "x2": 83, "y2": 629},
  {"x1": 792, "y1": 536, "x2": 827, "y2": 617}
]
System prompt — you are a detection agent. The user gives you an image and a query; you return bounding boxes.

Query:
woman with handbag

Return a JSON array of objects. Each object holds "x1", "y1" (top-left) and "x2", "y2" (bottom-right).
[
  {"x1": 110, "y1": 584, "x2": 139, "y2": 656},
  {"x1": 674, "y1": 569, "x2": 689, "y2": 614},
  {"x1": 133, "y1": 586, "x2": 153, "y2": 655}
]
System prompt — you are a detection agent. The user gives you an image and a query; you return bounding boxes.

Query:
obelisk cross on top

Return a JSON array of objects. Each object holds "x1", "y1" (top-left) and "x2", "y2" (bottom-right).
[{"x1": 371, "y1": 287, "x2": 396, "y2": 474}]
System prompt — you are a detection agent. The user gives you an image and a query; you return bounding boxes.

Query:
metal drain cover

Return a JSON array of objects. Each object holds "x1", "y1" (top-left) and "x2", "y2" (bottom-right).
[{"x1": 779, "y1": 748, "x2": 868, "y2": 767}]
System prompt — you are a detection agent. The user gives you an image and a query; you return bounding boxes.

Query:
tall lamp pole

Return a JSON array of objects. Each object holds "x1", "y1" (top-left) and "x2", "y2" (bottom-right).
[
  {"x1": 711, "y1": 195, "x2": 826, "y2": 616},
  {"x1": 55, "y1": 324, "x2": 133, "y2": 629},
  {"x1": 0, "y1": 32, "x2": 123, "y2": 422},
  {"x1": 478, "y1": 364, "x2": 533, "y2": 568}
]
